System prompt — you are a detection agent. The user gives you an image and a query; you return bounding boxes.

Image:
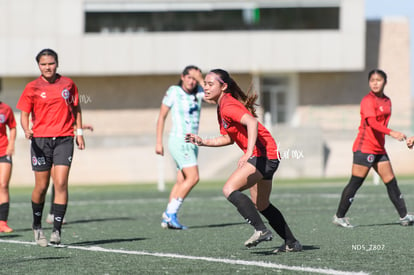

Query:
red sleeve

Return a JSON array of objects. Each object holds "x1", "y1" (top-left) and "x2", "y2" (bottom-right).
[
  {"x1": 71, "y1": 82, "x2": 79, "y2": 107},
  {"x1": 366, "y1": 117, "x2": 391, "y2": 135},
  {"x1": 7, "y1": 107, "x2": 16, "y2": 129},
  {"x1": 16, "y1": 85, "x2": 33, "y2": 113},
  {"x1": 360, "y1": 96, "x2": 376, "y2": 119}
]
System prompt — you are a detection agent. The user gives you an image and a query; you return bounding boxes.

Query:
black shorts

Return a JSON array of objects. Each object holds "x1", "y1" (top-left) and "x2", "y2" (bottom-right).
[
  {"x1": 247, "y1": 156, "x2": 280, "y2": 180},
  {"x1": 31, "y1": 136, "x2": 74, "y2": 171},
  {"x1": 353, "y1": 151, "x2": 389, "y2": 168},
  {"x1": 0, "y1": 155, "x2": 12, "y2": 164}
]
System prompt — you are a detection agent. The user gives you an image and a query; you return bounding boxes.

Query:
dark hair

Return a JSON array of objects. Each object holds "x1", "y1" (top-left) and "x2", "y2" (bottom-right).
[
  {"x1": 177, "y1": 65, "x2": 201, "y2": 88},
  {"x1": 368, "y1": 69, "x2": 387, "y2": 83},
  {"x1": 36, "y1": 48, "x2": 59, "y2": 65},
  {"x1": 209, "y1": 69, "x2": 258, "y2": 117},
  {"x1": 177, "y1": 65, "x2": 201, "y2": 101}
]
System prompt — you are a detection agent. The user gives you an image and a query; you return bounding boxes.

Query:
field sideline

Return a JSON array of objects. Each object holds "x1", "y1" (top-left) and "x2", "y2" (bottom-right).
[{"x1": 1, "y1": 178, "x2": 414, "y2": 274}]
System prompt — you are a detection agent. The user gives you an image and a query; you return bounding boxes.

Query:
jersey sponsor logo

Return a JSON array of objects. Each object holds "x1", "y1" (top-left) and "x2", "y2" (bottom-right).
[
  {"x1": 0, "y1": 114, "x2": 5, "y2": 124},
  {"x1": 367, "y1": 154, "x2": 375, "y2": 163},
  {"x1": 40, "y1": 92, "x2": 47, "y2": 98},
  {"x1": 61, "y1": 89, "x2": 70, "y2": 100}
]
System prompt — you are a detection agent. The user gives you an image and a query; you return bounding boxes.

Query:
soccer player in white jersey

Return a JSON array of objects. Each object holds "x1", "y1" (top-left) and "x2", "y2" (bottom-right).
[{"x1": 156, "y1": 65, "x2": 204, "y2": 229}]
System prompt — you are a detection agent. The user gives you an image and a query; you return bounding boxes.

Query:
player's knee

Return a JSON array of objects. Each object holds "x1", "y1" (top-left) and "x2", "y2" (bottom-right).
[
  {"x1": 186, "y1": 172, "x2": 199, "y2": 185},
  {"x1": 0, "y1": 181, "x2": 8, "y2": 190},
  {"x1": 222, "y1": 184, "x2": 236, "y2": 198}
]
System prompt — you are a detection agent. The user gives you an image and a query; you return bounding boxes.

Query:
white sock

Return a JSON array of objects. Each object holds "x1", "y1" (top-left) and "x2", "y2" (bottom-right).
[{"x1": 166, "y1": 198, "x2": 184, "y2": 214}]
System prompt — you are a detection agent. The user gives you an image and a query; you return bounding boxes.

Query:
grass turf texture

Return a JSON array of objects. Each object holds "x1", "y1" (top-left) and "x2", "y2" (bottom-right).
[{"x1": 1, "y1": 178, "x2": 414, "y2": 274}]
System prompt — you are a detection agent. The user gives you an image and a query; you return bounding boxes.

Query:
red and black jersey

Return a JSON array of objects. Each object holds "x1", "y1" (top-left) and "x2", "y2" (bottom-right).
[
  {"x1": 0, "y1": 102, "x2": 16, "y2": 156},
  {"x1": 17, "y1": 74, "x2": 79, "y2": 137},
  {"x1": 352, "y1": 91, "x2": 391, "y2": 154},
  {"x1": 218, "y1": 93, "x2": 278, "y2": 159}
]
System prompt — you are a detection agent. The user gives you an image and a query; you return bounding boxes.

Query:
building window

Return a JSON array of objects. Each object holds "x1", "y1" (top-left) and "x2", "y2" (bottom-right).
[
  {"x1": 85, "y1": 7, "x2": 339, "y2": 33},
  {"x1": 261, "y1": 77, "x2": 289, "y2": 125}
]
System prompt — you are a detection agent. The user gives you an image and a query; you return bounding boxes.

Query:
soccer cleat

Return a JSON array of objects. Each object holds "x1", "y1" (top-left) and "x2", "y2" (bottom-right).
[
  {"x1": 50, "y1": 231, "x2": 61, "y2": 245},
  {"x1": 33, "y1": 228, "x2": 48, "y2": 247},
  {"x1": 244, "y1": 229, "x2": 273, "y2": 248},
  {"x1": 332, "y1": 215, "x2": 353, "y2": 228},
  {"x1": 46, "y1": 214, "x2": 67, "y2": 224},
  {"x1": 273, "y1": 240, "x2": 303, "y2": 253},
  {"x1": 161, "y1": 212, "x2": 188, "y2": 230},
  {"x1": 399, "y1": 214, "x2": 414, "y2": 226},
  {"x1": 0, "y1": 221, "x2": 13, "y2": 233}
]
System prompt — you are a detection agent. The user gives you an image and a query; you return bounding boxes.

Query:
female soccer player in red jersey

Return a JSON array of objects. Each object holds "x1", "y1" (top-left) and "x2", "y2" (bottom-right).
[
  {"x1": 186, "y1": 69, "x2": 301, "y2": 253},
  {"x1": 17, "y1": 48, "x2": 85, "y2": 246},
  {"x1": 0, "y1": 102, "x2": 16, "y2": 233},
  {"x1": 333, "y1": 69, "x2": 413, "y2": 227}
]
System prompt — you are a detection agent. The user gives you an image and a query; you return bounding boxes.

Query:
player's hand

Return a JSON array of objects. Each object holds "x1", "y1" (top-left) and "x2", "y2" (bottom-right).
[
  {"x1": 237, "y1": 154, "x2": 250, "y2": 168},
  {"x1": 83, "y1": 124, "x2": 94, "y2": 132},
  {"x1": 185, "y1": 133, "x2": 203, "y2": 146},
  {"x1": 76, "y1": 135, "x2": 85, "y2": 150},
  {"x1": 155, "y1": 144, "x2": 164, "y2": 156},
  {"x1": 6, "y1": 145, "x2": 14, "y2": 156},
  {"x1": 24, "y1": 129, "x2": 33, "y2": 139},
  {"x1": 390, "y1": 130, "x2": 406, "y2": 141},
  {"x1": 407, "y1": 136, "x2": 414, "y2": 149},
  {"x1": 189, "y1": 69, "x2": 203, "y2": 85}
]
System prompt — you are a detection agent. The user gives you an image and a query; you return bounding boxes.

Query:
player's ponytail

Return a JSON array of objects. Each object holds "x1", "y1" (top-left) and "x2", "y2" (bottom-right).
[{"x1": 209, "y1": 69, "x2": 258, "y2": 117}]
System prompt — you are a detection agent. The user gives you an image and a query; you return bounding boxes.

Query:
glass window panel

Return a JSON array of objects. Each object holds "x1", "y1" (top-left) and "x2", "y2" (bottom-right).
[{"x1": 85, "y1": 7, "x2": 339, "y2": 33}]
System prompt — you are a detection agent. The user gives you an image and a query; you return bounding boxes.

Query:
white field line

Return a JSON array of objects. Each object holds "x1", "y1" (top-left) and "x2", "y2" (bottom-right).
[{"x1": 0, "y1": 239, "x2": 368, "y2": 275}]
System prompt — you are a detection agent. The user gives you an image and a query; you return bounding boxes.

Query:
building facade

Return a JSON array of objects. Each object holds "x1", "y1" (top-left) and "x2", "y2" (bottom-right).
[{"x1": 0, "y1": 0, "x2": 411, "y2": 184}]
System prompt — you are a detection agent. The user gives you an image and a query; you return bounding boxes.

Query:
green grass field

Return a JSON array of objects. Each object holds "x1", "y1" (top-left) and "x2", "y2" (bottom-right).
[{"x1": 1, "y1": 178, "x2": 414, "y2": 274}]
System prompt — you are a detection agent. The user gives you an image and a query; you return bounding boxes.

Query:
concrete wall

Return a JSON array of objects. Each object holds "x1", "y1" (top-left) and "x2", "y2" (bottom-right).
[{"x1": 0, "y1": 0, "x2": 365, "y2": 76}]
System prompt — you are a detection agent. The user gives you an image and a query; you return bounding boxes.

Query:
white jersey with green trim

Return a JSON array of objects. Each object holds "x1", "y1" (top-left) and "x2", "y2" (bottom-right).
[{"x1": 162, "y1": 85, "x2": 204, "y2": 137}]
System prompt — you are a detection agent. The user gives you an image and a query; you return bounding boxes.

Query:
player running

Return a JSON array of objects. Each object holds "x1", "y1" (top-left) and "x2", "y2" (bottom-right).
[
  {"x1": 17, "y1": 48, "x2": 85, "y2": 246},
  {"x1": 156, "y1": 65, "x2": 204, "y2": 229},
  {"x1": 0, "y1": 101, "x2": 16, "y2": 233},
  {"x1": 333, "y1": 69, "x2": 414, "y2": 227},
  {"x1": 186, "y1": 69, "x2": 302, "y2": 253}
]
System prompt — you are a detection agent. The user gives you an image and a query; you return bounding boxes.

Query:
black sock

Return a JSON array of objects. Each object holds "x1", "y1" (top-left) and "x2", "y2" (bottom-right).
[
  {"x1": 385, "y1": 178, "x2": 407, "y2": 218},
  {"x1": 50, "y1": 185, "x2": 55, "y2": 214},
  {"x1": 260, "y1": 203, "x2": 296, "y2": 245},
  {"x1": 227, "y1": 191, "x2": 267, "y2": 231},
  {"x1": 336, "y1": 175, "x2": 364, "y2": 218},
  {"x1": 53, "y1": 203, "x2": 67, "y2": 233},
  {"x1": 32, "y1": 201, "x2": 45, "y2": 229},
  {"x1": 0, "y1": 202, "x2": 9, "y2": 221}
]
